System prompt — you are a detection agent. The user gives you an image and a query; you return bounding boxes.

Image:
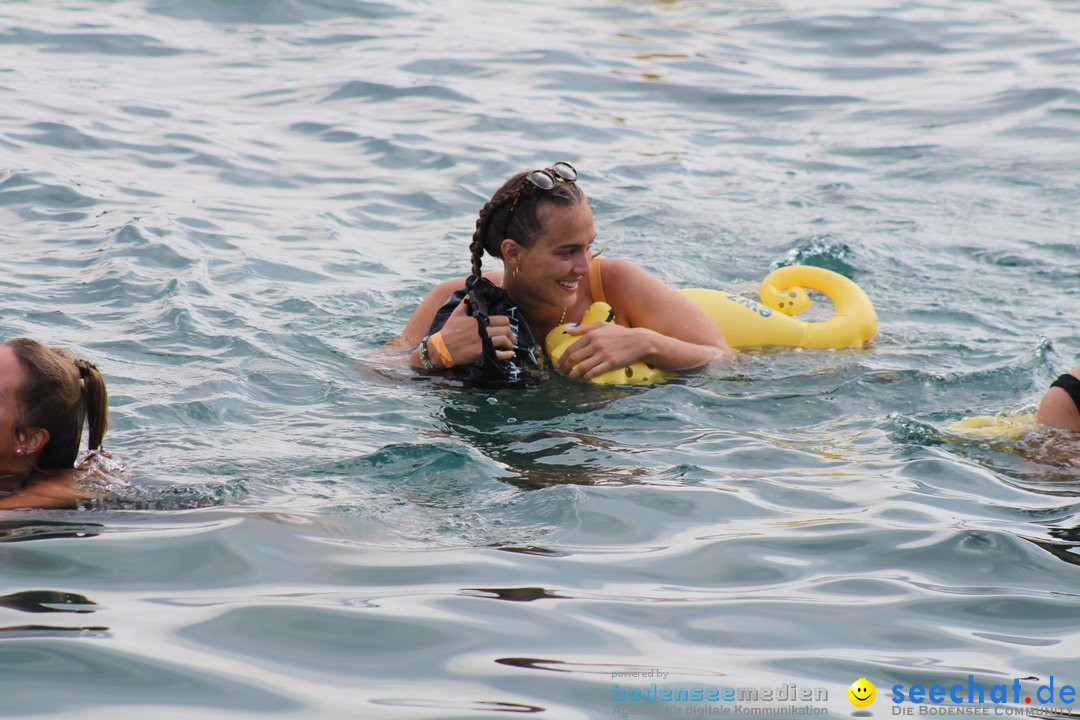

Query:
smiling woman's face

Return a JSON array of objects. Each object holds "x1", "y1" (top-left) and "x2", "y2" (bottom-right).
[{"x1": 512, "y1": 199, "x2": 598, "y2": 310}]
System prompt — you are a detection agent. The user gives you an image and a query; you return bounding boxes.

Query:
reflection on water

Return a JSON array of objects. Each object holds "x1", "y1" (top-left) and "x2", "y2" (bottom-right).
[
  {"x1": 0, "y1": 590, "x2": 99, "y2": 613},
  {"x1": 0, "y1": 520, "x2": 102, "y2": 543},
  {"x1": 0, "y1": 625, "x2": 110, "y2": 638},
  {"x1": 371, "y1": 698, "x2": 546, "y2": 714},
  {"x1": 0, "y1": 590, "x2": 108, "y2": 638},
  {"x1": 435, "y1": 382, "x2": 658, "y2": 489},
  {"x1": 462, "y1": 586, "x2": 568, "y2": 602},
  {"x1": 1032, "y1": 527, "x2": 1080, "y2": 569}
]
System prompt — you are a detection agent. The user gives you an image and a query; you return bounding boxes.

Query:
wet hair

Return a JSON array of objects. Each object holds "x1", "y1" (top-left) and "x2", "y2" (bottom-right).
[
  {"x1": 469, "y1": 169, "x2": 585, "y2": 277},
  {"x1": 6, "y1": 338, "x2": 109, "y2": 470}
]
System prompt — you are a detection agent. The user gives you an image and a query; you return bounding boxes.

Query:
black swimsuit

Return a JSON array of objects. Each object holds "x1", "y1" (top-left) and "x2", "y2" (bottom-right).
[{"x1": 1051, "y1": 373, "x2": 1080, "y2": 414}]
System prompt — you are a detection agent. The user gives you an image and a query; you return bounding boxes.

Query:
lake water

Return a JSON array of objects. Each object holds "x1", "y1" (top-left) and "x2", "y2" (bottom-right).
[{"x1": 1, "y1": 0, "x2": 1079, "y2": 718}]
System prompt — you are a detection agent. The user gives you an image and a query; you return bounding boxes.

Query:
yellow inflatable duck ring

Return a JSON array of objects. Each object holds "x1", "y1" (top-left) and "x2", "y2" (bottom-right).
[{"x1": 546, "y1": 265, "x2": 878, "y2": 385}]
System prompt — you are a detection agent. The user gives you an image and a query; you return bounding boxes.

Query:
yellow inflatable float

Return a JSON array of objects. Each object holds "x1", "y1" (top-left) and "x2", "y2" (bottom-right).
[
  {"x1": 948, "y1": 413, "x2": 1039, "y2": 440},
  {"x1": 546, "y1": 265, "x2": 878, "y2": 385}
]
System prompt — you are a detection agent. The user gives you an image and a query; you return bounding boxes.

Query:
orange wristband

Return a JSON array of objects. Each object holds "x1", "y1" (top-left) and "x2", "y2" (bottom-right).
[{"x1": 428, "y1": 331, "x2": 454, "y2": 368}]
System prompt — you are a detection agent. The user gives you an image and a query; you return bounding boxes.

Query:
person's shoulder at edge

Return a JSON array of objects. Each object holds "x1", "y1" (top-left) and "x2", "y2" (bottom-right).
[
  {"x1": 1036, "y1": 366, "x2": 1080, "y2": 432},
  {"x1": 0, "y1": 338, "x2": 113, "y2": 510}
]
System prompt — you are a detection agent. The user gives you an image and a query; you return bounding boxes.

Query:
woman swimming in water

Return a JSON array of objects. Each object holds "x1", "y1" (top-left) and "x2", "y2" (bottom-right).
[
  {"x1": 402, "y1": 163, "x2": 731, "y2": 381},
  {"x1": 0, "y1": 338, "x2": 112, "y2": 509},
  {"x1": 1037, "y1": 367, "x2": 1080, "y2": 432}
]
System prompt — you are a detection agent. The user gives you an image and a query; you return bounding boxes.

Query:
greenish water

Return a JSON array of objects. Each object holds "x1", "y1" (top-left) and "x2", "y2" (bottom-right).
[{"x1": 1, "y1": 0, "x2": 1079, "y2": 718}]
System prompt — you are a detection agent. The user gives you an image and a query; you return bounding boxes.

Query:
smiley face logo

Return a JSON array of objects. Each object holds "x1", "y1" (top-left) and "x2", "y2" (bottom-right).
[{"x1": 848, "y1": 678, "x2": 876, "y2": 708}]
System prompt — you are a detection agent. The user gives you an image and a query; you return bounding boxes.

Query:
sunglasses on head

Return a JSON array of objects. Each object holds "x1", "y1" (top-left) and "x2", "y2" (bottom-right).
[
  {"x1": 525, "y1": 162, "x2": 577, "y2": 190},
  {"x1": 509, "y1": 162, "x2": 577, "y2": 216}
]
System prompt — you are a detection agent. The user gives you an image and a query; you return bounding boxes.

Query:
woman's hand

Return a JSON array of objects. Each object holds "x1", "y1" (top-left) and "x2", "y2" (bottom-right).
[
  {"x1": 433, "y1": 298, "x2": 517, "y2": 367},
  {"x1": 555, "y1": 322, "x2": 653, "y2": 380}
]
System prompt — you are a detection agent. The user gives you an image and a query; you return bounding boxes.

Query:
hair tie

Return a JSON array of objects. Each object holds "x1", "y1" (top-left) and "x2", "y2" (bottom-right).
[{"x1": 74, "y1": 358, "x2": 96, "y2": 380}]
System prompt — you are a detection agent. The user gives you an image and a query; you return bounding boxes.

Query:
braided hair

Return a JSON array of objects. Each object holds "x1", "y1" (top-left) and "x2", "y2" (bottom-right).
[{"x1": 469, "y1": 169, "x2": 584, "y2": 277}]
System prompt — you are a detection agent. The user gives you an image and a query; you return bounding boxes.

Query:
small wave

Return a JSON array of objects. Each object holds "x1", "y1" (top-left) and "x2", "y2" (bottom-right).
[
  {"x1": 147, "y1": 0, "x2": 403, "y2": 25},
  {"x1": 322, "y1": 80, "x2": 475, "y2": 105},
  {"x1": 0, "y1": 27, "x2": 184, "y2": 57},
  {"x1": 0, "y1": 173, "x2": 99, "y2": 223},
  {"x1": 774, "y1": 234, "x2": 858, "y2": 276},
  {"x1": 75, "y1": 450, "x2": 249, "y2": 511}
]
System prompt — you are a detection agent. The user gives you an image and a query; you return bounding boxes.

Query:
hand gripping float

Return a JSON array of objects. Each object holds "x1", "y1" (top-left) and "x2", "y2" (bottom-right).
[{"x1": 545, "y1": 265, "x2": 878, "y2": 386}]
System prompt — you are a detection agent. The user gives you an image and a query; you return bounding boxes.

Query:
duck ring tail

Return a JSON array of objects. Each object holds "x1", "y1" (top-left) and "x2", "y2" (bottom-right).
[{"x1": 546, "y1": 265, "x2": 878, "y2": 386}]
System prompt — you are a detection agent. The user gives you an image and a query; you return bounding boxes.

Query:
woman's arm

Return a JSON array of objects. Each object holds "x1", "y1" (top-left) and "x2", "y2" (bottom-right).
[
  {"x1": 0, "y1": 472, "x2": 79, "y2": 510},
  {"x1": 557, "y1": 259, "x2": 732, "y2": 380}
]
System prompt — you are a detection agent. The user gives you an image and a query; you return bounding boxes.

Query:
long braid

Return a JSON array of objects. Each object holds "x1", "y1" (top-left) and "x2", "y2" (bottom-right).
[
  {"x1": 469, "y1": 180, "x2": 526, "y2": 277},
  {"x1": 470, "y1": 198, "x2": 496, "y2": 277}
]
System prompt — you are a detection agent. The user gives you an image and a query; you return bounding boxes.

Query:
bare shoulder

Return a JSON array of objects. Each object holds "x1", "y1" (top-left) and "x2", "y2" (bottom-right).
[
  {"x1": 597, "y1": 257, "x2": 660, "y2": 301},
  {"x1": 429, "y1": 276, "x2": 470, "y2": 303},
  {"x1": 425, "y1": 270, "x2": 504, "y2": 297},
  {"x1": 598, "y1": 257, "x2": 648, "y2": 283},
  {"x1": 599, "y1": 257, "x2": 723, "y2": 344},
  {"x1": 600, "y1": 257, "x2": 683, "y2": 304},
  {"x1": 1037, "y1": 366, "x2": 1080, "y2": 432}
]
